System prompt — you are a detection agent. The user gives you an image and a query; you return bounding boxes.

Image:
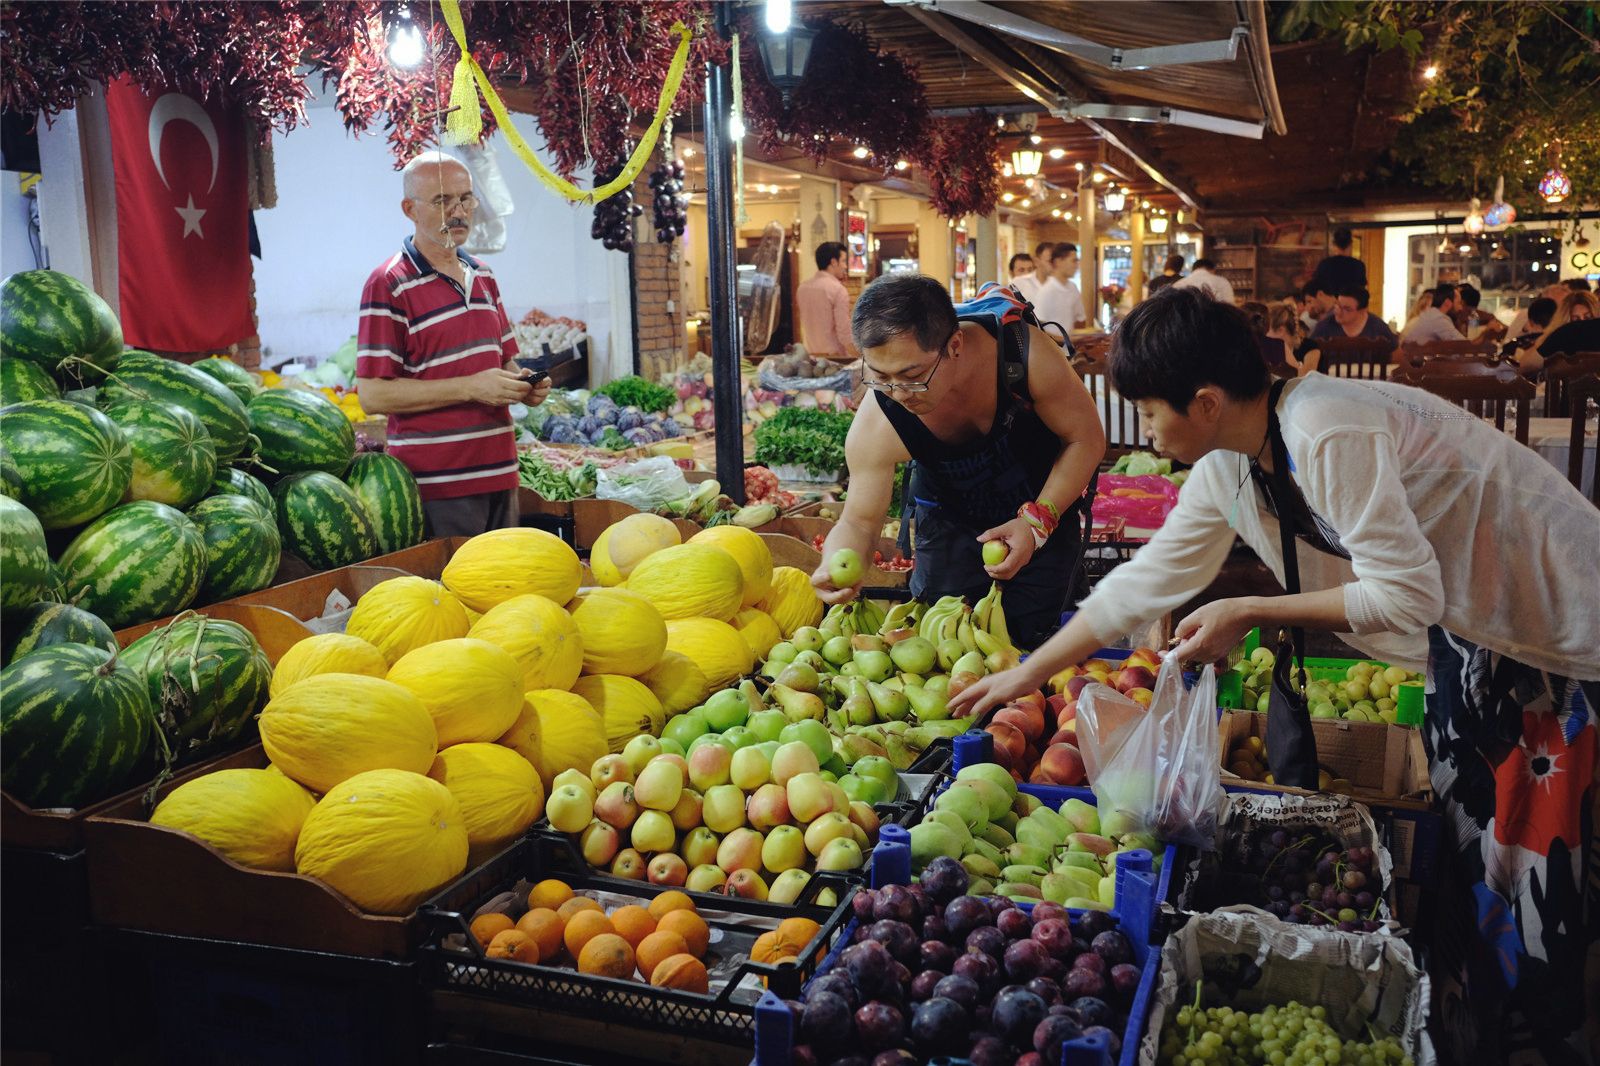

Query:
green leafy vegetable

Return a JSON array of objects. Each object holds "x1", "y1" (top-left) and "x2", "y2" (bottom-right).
[
  {"x1": 593, "y1": 375, "x2": 676, "y2": 414},
  {"x1": 600, "y1": 427, "x2": 632, "y2": 451},
  {"x1": 752, "y1": 407, "x2": 855, "y2": 477}
]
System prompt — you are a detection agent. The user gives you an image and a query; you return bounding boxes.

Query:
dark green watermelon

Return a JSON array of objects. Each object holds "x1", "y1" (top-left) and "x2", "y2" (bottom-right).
[
  {"x1": 122, "y1": 616, "x2": 271, "y2": 759},
  {"x1": 103, "y1": 398, "x2": 217, "y2": 509},
  {"x1": 0, "y1": 357, "x2": 62, "y2": 405},
  {"x1": 2, "y1": 600, "x2": 116, "y2": 667},
  {"x1": 210, "y1": 466, "x2": 274, "y2": 511},
  {"x1": 1, "y1": 495, "x2": 52, "y2": 616},
  {"x1": 56, "y1": 500, "x2": 207, "y2": 629},
  {"x1": 0, "y1": 270, "x2": 123, "y2": 389},
  {"x1": 0, "y1": 399, "x2": 131, "y2": 529},
  {"x1": 344, "y1": 452, "x2": 424, "y2": 556},
  {"x1": 100, "y1": 354, "x2": 251, "y2": 464},
  {"x1": 187, "y1": 494, "x2": 281, "y2": 602},
  {"x1": 0, "y1": 642, "x2": 153, "y2": 809},
  {"x1": 247, "y1": 389, "x2": 355, "y2": 478},
  {"x1": 190, "y1": 356, "x2": 257, "y2": 405},
  {"x1": 272, "y1": 470, "x2": 376, "y2": 571},
  {"x1": 0, "y1": 444, "x2": 23, "y2": 500}
]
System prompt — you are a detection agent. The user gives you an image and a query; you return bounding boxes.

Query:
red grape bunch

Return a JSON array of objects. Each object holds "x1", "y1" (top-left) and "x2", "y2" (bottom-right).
[
  {"x1": 649, "y1": 160, "x2": 687, "y2": 244},
  {"x1": 591, "y1": 154, "x2": 641, "y2": 253},
  {"x1": 1251, "y1": 831, "x2": 1383, "y2": 933}
]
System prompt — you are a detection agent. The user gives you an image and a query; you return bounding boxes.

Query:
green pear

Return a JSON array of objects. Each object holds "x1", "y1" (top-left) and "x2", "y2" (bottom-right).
[
  {"x1": 774, "y1": 662, "x2": 820, "y2": 693},
  {"x1": 866, "y1": 681, "x2": 910, "y2": 722},
  {"x1": 889, "y1": 636, "x2": 938, "y2": 675},
  {"x1": 968, "y1": 877, "x2": 996, "y2": 897},
  {"x1": 1015, "y1": 817, "x2": 1066, "y2": 851},
  {"x1": 968, "y1": 838, "x2": 1005, "y2": 867},
  {"x1": 955, "y1": 777, "x2": 1010, "y2": 822},
  {"x1": 842, "y1": 693, "x2": 877, "y2": 726},
  {"x1": 792, "y1": 650, "x2": 828, "y2": 674},
  {"x1": 978, "y1": 822, "x2": 1016, "y2": 849},
  {"x1": 996, "y1": 882, "x2": 1043, "y2": 900},
  {"x1": 791, "y1": 627, "x2": 826, "y2": 653},
  {"x1": 1029, "y1": 804, "x2": 1071, "y2": 839},
  {"x1": 922, "y1": 674, "x2": 950, "y2": 702},
  {"x1": 956, "y1": 763, "x2": 1018, "y2": 802},
  {"x1": 937, "y1": 638, "x2": 966, "y2": 672},
  {"x1": 905, "y1": 684, "x2": 951, "y2": 722},
  {"x1": 1049, "y1": 865, "x2": 1102, "y2": 898},
  {"x1": 853, "y1": 649, "x2": 893, "y2": 683},
  {"x1": 924, "y1": 809, "x2": 973, "y2": 851},
  {"x1": 822, "y1": 635, "x2": 854, "y2": 666},
  {"x1": 994, "y1": 811, "x2": 1020, "y2": 835},
  {"x1": 1098, "y1": 875, "x2": 1116, "y2": 908},
  {"x1": 851, "y1": 633, "x2": 887, "y2": 654},
  {"x1": 898, "y1": 672, "x2": 925, "y2": 688},
  {"x1": 1041, "y1": 873, "x2": 1079, "y2": 905},
  {"x1": 1005, "y1": 842, "x2": 1052, "y2": 868},
  {"x1": 1060, "y1": 798, "x2": 1101, "y2": 836},
  {"x1": 1013, "y1": 793, "x2": 1043, "y2": 816},
  {"x1": 839, "y1": 662, "x2": 861, "y2": 677},
  {"x1": 769, "y1": 683, "x2": 825, "y2": 723},
  {"x1": 1054, "y1": 852, "x2": 1105, "y2": 874},
  {"x1": 1118, "y1": 832, "x2": 1160, "y2": 855},
  {"x1": 933, "y1": 784, "x2": 990, "y2": 831},
  {"x1": 909, "y1": 822, "x2": 961, "y2": 870},
  {"x1": 952, "y1": 650, "x2": 987, "y2": 677},
  {"x1": 881, "y1": 677, "x2": 905, "y2": 693},
  {"x1": 1001, "y1": 864, "x2": 1046, "y2": 888},
  {"x1": 1066, "y1": 897, "x2": 1111, "y2": 912},
  {"x1": 961, "y1": 853, "x2": 1002, "y2": 880},
  {"x1": 767, "y1": 641, "x2": 798, "y2": 665}
]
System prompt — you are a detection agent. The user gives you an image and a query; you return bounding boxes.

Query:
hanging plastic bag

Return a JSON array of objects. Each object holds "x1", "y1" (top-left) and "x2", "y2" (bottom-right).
[
  {"x1": 595, "y1": 455, "x2": 692, "y2": 512},
  {"x1": 1077, "y1": 650, "x2": 1224, "y2": 849}
]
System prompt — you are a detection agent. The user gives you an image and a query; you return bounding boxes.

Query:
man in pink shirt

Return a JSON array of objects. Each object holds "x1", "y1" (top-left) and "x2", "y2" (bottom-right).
[{"x1": 795, "y1": 241, "x2": 859, "y2": 359}]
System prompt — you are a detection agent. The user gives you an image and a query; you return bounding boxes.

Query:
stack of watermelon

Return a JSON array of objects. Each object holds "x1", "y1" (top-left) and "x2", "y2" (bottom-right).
[{"x1": 0, "y1": 268, "x2": 426, "y2": 636}]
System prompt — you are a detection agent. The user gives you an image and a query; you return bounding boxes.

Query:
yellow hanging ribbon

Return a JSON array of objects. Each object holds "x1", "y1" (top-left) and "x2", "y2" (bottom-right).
[{"x1": 438, "y1": 0, "x2": 692, "y2": 204}]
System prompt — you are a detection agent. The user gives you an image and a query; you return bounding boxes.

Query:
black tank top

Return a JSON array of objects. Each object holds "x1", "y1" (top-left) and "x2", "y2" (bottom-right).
[{"x1": 874, "y1": 311, "x2": 1067, "y2": 530}]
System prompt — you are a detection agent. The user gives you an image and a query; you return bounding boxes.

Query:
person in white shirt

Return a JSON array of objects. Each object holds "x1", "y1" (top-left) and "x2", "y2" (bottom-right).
[
  {"x1": 1011, "y1": 242, "x2": 1054, "y2": 306},
  {"x1": 950, "y1": 287, "x2": 1599, "y2": 1066},
  {"x1": 1170, "y1": 257, "x2": 1236, "y2": 304},
  {"x1": 1397, "y1": 282, "x2": 1465, "y2": 345},
  {"x1": 1033, "y1": 241, "x2": 1086, "y2": 340},
  {"x1": 1007, "y1": 252, "x2": 1039, "y2": 304},
  {"x1": 793, "y1": 241, "x2": 859, "y2": 359}
]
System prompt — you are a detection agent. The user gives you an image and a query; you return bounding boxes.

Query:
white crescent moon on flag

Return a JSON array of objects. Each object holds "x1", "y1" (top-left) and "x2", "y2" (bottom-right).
[{"x1": 148, "y1": 93, "x2": 219, "y2": 193}]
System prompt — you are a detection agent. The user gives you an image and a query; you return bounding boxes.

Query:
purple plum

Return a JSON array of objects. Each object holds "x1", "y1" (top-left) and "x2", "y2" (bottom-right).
[
  {"x1": 874, "y1": 885, "x2": 919, "y2": 925},
  {"x1": 1004, "y1": 939, "x2": 1050, "y2": 982},
  {"x1": 944, "y1": 896, "x2": 993, "y2": 940},
  {"x1": 1033, "y1": 1013, "x2": 1085, "y2": 1062},
  {"x1": 919, "y1": 939, "x2": 959, "y2": 973},
  {"x1": 909, "y1": 969, "x2": 945, "y2": 1003},
  {"x1": 801, "y1": 991, "x2": 854, "y2": 1049},
  {"x1": 919, "y1": 856, "x2": 971, "y2": 906},
  {"x1": 854, "y1": 1002, "x2": 905, "y2": 1050},
  {"x1": 1109, "y1": 963, "x2": 1141, "y2": 999},
  {"x1": 1062, "y1": 968, "x2": 1108, "y2": 1000},
  {"x1": 991, "y1": 988, "x2": 1048, "y2": 1048},
  {"x1": 996, "y1": 906, "x2": 1033, "y2": 939},
  {"x1": 910, "y1": 997, "x2": 968, "y2": 1057},
  {"x1": 930, "y1": 972, "x2": 981, "y2": 1012},
  {"x1": 869, "y1": 920, "x2": 919, "y2": 965}
]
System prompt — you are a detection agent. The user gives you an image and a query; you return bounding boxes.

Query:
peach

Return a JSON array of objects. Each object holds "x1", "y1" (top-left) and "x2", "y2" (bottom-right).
[
  {"x1": 1112, "y1": 665, "x2": 1157, "y2": 695},
  {"x1": 1127, "y1": 687, "x2": 1154, "y2": 707},
  {"x1": 1027, "y1": 764, "x2": 1049, "y2": 784},
  {"x1": 1064, "y1": 675, "x2": 1094, "y2": 699},
  {"x1": 1046, "y1": 728, "x2": 1078, "y2": 747},
  {"x1": 993, "y1": 706, "x2": 1041, "y2": 745},
  {"x1": 1040, "y1": 743, "x2": 1087, "y2": 787},
  {"x1": 985, "y1": 720, "x2": 1027, "y2": 765},
  {"x1": 1045, "y1": 693, "x2": 1068, "y2": 717}
]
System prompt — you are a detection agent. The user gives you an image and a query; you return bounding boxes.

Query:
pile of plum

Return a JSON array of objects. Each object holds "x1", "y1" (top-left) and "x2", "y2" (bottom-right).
[{"x1": 787, "y1": 857, "x2": 1143, "y2": 1066}]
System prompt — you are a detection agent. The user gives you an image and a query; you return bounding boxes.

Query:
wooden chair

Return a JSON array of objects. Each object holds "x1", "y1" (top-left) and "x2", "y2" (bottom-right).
[
  {"x1": 1307, "y1": 336, "x2": 1395, "y2": 379},
  {"x1": 1542, "y1": 352, "x2": 1600, "y2": 419},
  {"x1": 1566, "y1": 373, "x2": 1600, "y2": 505},
  {"x1": 1393, "y1": 361, "x2": 1536, "y2": 443},
  {"x1": 1071, "y1": 355, "x2": 1143, "y2": 458},
  {"x1": 1400, "y1": 337, "x2": 1500, "y2": 360}
]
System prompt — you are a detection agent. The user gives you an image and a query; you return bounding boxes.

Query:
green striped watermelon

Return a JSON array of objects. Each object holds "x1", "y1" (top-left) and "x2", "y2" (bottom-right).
[
  {"x1": 101, "y1": 354, "x2": 251, "y2": 464},
  {"x1": 122, "y1": 616, "x2": 271, "y2": 758},
  {"x1": 56, "y1": 501, "x2": 207, "y2": 629},
  {"x1": 344, "y1": 452, "x2": 424, "y2": 556},
  {"x1": 0, "y1": 642, "x2": 153, "y2": 809},
  {"x1": 0, "y1": 443, "x2": 22, "y2": 499},
  {"x1": 0, "y1": 399, "x2": 131, "y2": 529},
  {"x1": 187, "y1": 494, "x2": 281, "y2": 602},
  {"x1": 210, "y1": 466, "x2": 273, "y2": 511},
  {"x1": 247, "y1": 389, "x2": 355, "y2": 478},
  {"x1": 0, "y1": 357, "x2": 62, "y2": 406},
  {"x1": 1, "y1": 495, "x2": 52, "y2": 616},
  {"x1": 103, "y1": 398, "x2": 217, "y2": 509},
  {"x1": 0, "y1": 270, "x2": 123, "y2": 389},
  {"x1": 272, "y1": 470, "x2": 376, "y2": 571},
  {"x1": 191, "y1": 356, "x2": 257, "y2": 405},
  {"x1": 2, "y1": 600, "x2": 116, "y2": 667}
]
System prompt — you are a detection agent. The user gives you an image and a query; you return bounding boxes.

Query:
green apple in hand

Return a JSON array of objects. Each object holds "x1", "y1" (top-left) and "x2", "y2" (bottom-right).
[
  {"x1": 982, "y1": 540, "x2": 1008, "y2": 567},
  {"x1": 828, "y1": 549, "x2": 863, "y2": 588}
]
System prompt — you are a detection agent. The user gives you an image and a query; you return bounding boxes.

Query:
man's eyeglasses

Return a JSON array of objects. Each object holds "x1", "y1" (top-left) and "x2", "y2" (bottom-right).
[
  {"x1": 861, "y1": 334, "x2": 953, "y2": 394},
  {"x1": 426, "y1": 194, "x2": 479, "y2": 214}
]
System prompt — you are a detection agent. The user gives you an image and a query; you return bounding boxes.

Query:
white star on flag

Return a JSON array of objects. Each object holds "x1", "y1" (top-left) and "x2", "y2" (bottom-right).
[{"x1": 175, "y1": 193, "x2": 206, "y2": 238}]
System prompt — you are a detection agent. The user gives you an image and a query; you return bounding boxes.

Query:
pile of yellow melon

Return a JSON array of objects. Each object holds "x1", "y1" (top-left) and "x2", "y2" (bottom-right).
[{"x1": 149, "y1": 518, "x2": 826, "y2": 917}]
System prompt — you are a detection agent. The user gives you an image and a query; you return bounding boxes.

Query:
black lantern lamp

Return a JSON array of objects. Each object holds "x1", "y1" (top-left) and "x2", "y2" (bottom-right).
[{"x1": 758, "y1": 25, "x2": 818, "y2": 103}]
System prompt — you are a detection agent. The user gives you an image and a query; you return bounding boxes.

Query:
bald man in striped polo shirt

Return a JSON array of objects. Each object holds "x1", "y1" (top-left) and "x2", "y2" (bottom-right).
[{"x1": 356, "y1": 152, "x2": 550, "y2": 537}]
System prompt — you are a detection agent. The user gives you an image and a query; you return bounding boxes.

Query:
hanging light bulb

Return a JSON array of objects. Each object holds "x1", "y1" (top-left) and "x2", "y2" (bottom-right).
[
  {"x1": 765, "y1": 0, "x2": 791, "y2": 33},
  {"x1": 1463, "y1": 197, "x2": 1486, "y2": 236},
  {"x1": 387, "y1": 7, "x2": 424, "y2": 67},
  {"x1": 1484, "y1": 175, "x2": 1516, "y2": 228},
  {"x1": 1539, "y1": 140, "x2": 1572, "y2": 203},
  {"x1": 1048, "y1": 148, "x2": 1065, "y2": 159}
]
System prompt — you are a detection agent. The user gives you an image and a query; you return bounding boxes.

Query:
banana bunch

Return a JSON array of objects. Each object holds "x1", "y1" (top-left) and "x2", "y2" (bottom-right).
[
  {"x1": 877, "y1": 598, "x2": 926, "y2": 636},
  {"x1": 819, "y1": 598, "x2": 888, "y2": 639},
  {"x1": 917, "y1": 595, "x2": 972, "y2": 646},
  {"x1": 972, "y1": 581, "x2": 1026, "y2": 666}
]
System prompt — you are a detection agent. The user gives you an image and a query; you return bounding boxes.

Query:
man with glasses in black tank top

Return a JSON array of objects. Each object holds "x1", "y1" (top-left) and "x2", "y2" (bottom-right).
[{"x1": 810, "y1": 275, "x2": 1106, "y2": 650}]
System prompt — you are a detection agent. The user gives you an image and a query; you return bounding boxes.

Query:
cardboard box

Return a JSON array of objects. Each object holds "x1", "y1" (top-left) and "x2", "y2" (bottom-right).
[{"x1": 1217, "y1": 709, "x2": 1432, "y2": 810}]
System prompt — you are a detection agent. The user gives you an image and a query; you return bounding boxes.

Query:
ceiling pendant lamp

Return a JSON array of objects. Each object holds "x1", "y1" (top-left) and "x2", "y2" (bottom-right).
[
  {"x1": 1539, "y1": 141, "x2": 1572, "y2": 204},
  {"x1": 1484, "y1": 175, "x2": 1516, "y2": 228},
  {"x1": 1102, "y1": 186, "x2": 1125, "y2": 212},
  {"x1": 1463, "y1": 197, "x2": 1486, "y2": 237},
  {"x1": 1149, "y1": 213, "x2": 1169, "y2": 234},
  {"x1": 1011, "y1": 150, "x2": 1043, "y2": 176}
]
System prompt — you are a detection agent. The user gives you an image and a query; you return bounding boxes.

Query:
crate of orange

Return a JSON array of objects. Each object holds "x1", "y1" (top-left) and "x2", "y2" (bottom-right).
[{"x1": 418, "y1": 834, "x2": 857, "y2": 1046}]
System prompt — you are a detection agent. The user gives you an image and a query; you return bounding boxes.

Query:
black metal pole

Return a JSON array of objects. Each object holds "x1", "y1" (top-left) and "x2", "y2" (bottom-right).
[{"x1": 705, "y1": 7, "x2": 745, "y2": 505}]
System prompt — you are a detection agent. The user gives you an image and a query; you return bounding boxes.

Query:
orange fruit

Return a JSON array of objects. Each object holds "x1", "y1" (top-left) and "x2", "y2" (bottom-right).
[
  {"x1": 635, "y1": 930, "x2": 689, "y2": 980},
  {"x1": 528, "y1": 879, "x2": 574, "y2": 912},
  {"x1": 470, "y1": 912, "x2": 516, "y2": 946},
  {"x1": 610, "y1": 905, "x2": 657, "y2": 951},
  {"x1": 777, "y1": 916, "x2": 820, "y2": 947},
  {"x1": 562, "y1": 909, "x2": 615, "y2": 960},
  {"x1": 656, "y1": 909, "x2": 710, "y2": 957},
  {"x1": 515, "y1": 908, "x2": 566, "y2": 961},
  {"x1": 650, "y1": 953, "x2": 709, "y2": 994},
  {"x1": 485, "y1": 929, "x2": 540, "y2": 963},
  {"x1": 557, "y1": 896, "x2": 602, "y2": 921},
  {"x1": 647, "y1": 890, "x2": 696, "y2": 922},
  {"x1": 577, "y1": 932, "x2": 635, "y2": 979}
]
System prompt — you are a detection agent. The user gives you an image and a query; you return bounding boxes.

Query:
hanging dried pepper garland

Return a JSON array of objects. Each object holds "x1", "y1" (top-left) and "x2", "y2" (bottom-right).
[{"x1": 914, "y1": 113, "x2": 1004, "y2": 219}]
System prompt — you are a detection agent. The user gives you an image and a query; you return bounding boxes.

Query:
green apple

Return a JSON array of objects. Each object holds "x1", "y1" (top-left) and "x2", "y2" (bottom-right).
[
  {"x1": 827, "y1": 549, "x2": 863, "y2": 588},
  {"x1": 981, "y1": 540, "x2": 1008, "y2": 567},
  {"x1": 853, "y1": 755, "x2": 899, "y2": 798},
  {"x1": 839, "y1": 772, "x2": 890, "y2": 805},
  {"x1": 747, "y1": 708, "x2": 788, "y2": 744},
  {"x1": 720, "y1": 725, "x2": 757, "y2": 752},
  {"x1": 662, "y1": 709, "x2": 710, "y2": 750},
  {"x1": 657, "y1": 736, "x2": 686, "y2": 757},
  {"x1": 779, "y1": 719, "x2": 833, "y2": 766},
  {"x1": 703, "y1": 688, "x2": 751, "y2": 732}
]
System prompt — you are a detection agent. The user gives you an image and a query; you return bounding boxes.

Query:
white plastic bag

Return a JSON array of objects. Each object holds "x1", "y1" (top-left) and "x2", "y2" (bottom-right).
[
  {"x1": 1078, "y1": 650, "x2": 1224, "y2": 849},
  {"x1": 595, "y1": 456, "x2": 692, "y2": 512}
]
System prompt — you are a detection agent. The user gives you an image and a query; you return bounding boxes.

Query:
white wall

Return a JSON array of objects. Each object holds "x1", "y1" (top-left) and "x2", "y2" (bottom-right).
[
  {"x1": 0, "y1": 174, "x2": 41, "y2": 279},
  {"x1": 254, "y1": 94, "x2": 623, "y2": 373}
]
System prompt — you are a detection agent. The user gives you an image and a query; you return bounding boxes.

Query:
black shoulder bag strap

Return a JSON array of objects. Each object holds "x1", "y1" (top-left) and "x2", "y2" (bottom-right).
[{"x1": 1264, "y1": 380, "x2": 1321, "y2": 789}]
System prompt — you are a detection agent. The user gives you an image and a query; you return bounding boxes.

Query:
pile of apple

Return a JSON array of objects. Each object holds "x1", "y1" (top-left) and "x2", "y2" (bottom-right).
[
  {"x1": 544, "y1": 723, "x2": 883, "y2": 903},
  {"x1": 905, "y1": 765, "x2": 1161, "y2": 912},
  {"x1": 787, "y1": 858, "x2": 1143, "y2": 1066},
  {"x1": 1230, "y1": 648, "x2": 1421, "y2": 723}
]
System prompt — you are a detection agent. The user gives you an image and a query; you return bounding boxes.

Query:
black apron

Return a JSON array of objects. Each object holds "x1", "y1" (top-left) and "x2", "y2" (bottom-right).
[{"x1": 876, "y1": 317, "x2": 1084, "y2": 650}]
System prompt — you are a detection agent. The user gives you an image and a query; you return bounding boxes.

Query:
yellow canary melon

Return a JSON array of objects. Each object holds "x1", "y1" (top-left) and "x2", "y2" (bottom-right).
[
  {"x1": 428, "y1": 743, "x2": 544, "y2": 866},
  {"x1": 150, "y1": 768, "x2": 318, "y2": 871},
  {"x1": 663, "y1": 618, "x2": 755, "y2": 690},
  {"x1": 759, "y1": 566, "x2": 825, "y2": 637},
  {"x1": 570, "y1": 674, "x2": 665, "y2": 754},
  {"x1": 625, "y1": 543, "x2": 744, "y2": 622},
  {"x1": 569, "y1": 588, "x2": 667, "y2": 677},
  {"x1": 346, "y1": 576, "x2": 471, "y2": 666},
  {"x1": 602, "y1": 513, "x2": 681, "y2": 580},
  {"x1": 498, "y1": 689, "x2": 608, "y2": 792},
  {"x1": 385, "y1": 638, "x2": 526, "y2": 747},
  {"x1": 442, "y1": 528, "x2": 582, "y2": 613},
  {"x1": 270, "y1": 633, "x2": 389, "y2": 697},
  {"x1": 734, "y1": 608, "x2": 783, "y2": 660},
  {"x1": 258, "y1": 674, "x2": 439, "y2": 793},
  {"x1": 467, "y1": 594, "x2": 584, "y2": 692},
  {"x1": 588, "y1": 527, "x2": 622, "y2": 587},
  {"x1": 295, "y1": 769, "x2": 469, "y2": 915},
  {"x1": 637, "y1": 650, "x2": 711, "y2": 717},
  {"x1": 689, "y1": 526, "x2": 773, "y2": 608}
]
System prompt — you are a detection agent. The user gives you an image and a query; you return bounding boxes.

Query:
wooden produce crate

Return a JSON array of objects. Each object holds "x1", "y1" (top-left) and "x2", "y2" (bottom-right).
[
  {"x1": 571, "y1": 499, "x2": 700, "y2": 548},
  {"x1": 516, "y1": 487, "x2": 574, "y2": 518},
  {"x1": 756, "y1": 532, "x2": 910, "y2": 588},
  {"x1": 113, "y1": 603, "x2": 313, "y2": 659},
  {"x1": 223, "y1": 538, "x2": 468, "y2": 625},
  {"x1": 83, "y1": 744, "x2": 511, "y2": 960},
  {"x1": 1217, "y1": 710, "x2": 1432, "y2": 810}
]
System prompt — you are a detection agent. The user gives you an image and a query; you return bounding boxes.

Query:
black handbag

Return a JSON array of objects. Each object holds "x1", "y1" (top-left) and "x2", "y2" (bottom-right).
[{"x1": 1262, "y1": 384, "x2": 1321, "y2": 790}]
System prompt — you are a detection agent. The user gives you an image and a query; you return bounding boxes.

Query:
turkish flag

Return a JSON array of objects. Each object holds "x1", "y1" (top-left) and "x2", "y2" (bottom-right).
[{"x1": 105, "y1": 78, "x2": 254, "y2": 352}]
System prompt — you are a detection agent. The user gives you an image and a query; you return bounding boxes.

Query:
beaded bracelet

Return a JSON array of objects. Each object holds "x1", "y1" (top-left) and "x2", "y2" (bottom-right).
[{"x1": 1016, "y1": 500, "x2": 1060, "y2": 549}]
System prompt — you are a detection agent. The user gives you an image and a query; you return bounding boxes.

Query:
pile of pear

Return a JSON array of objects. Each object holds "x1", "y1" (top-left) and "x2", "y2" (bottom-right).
[{"x1": 906, "y1": 764, "x2": 1163, "y2": 912}]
